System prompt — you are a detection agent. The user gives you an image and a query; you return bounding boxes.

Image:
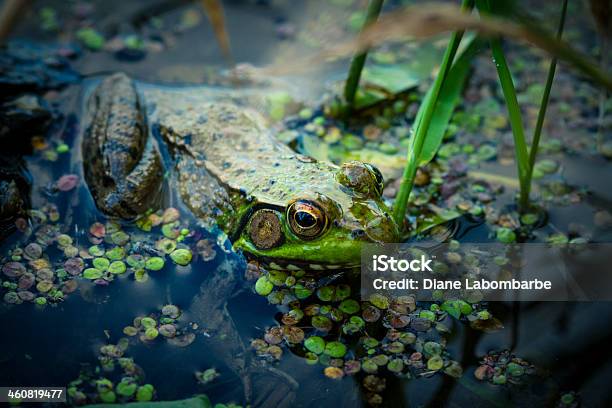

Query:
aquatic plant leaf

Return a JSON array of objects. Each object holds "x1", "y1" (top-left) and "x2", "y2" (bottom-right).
[{"x1": 412, "y1": 39, "x2": 479, "y2": 167}]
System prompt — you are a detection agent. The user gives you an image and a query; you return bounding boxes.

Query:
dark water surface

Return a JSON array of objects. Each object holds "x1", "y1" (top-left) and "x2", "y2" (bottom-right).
[{"x1": 1, "y1": 0, "x2": 611, "y2": 407}]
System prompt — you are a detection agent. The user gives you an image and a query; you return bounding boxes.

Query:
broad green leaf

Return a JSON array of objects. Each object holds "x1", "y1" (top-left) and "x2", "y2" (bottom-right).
[{"x1": 412, "y1": 38, "x2": 480, "y2": 167}]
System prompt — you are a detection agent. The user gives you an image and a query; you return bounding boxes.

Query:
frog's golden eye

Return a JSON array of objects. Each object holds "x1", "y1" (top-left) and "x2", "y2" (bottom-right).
[{"x1": 287, "y1": 200, "x2": 328, "y2": 240}]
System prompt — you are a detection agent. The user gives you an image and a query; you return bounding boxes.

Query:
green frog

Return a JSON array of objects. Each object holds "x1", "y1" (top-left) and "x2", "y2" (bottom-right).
[
  {"x1": 83, "y1": 73, "x2": 399, "y2": 269},
  {"x1": 81, "y1": 73, "x2": 399, "y2": 406}
]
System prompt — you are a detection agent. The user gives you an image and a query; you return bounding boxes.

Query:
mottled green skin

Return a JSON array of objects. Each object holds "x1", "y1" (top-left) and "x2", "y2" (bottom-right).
[
  {"x1": 84, "y1": 74, "x2": 399, "y2": 270},
  {"x1": 82, "y1": 74, "x2": 163, "y2": 218}
]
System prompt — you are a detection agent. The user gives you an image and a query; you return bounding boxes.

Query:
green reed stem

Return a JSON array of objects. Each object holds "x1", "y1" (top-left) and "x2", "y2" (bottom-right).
[
  {"x1": 476, "y1": 0, "x2": 531, "y2": 210},
  {"x1": 343, "y1": 0, "x2": 384, "y2": 108},
  {"x1": 392, "y1": 0, "x2": 473, "y2": 228},
  {"x1": 524, "y1": 0, "x2": 568, "y2": 203}
]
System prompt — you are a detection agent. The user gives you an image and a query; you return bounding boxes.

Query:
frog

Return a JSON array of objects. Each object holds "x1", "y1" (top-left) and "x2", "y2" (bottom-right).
[
  {"x1": 80, "y1": 73, "x2": 400, "y2": 407},
  {"x1": 83, "y1": 73, "x2": 399, "y2": 269}
]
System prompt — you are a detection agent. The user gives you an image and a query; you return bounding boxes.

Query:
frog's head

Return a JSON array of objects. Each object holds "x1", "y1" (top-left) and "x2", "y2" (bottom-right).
[{"x1": 233, "y1": 161, "x2": 399, "y2": 272}]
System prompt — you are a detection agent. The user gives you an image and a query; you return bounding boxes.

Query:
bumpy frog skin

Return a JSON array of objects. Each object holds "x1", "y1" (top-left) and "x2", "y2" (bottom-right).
[{"x1": 83, "y1": 73, "x2": 399, "y2": 271}]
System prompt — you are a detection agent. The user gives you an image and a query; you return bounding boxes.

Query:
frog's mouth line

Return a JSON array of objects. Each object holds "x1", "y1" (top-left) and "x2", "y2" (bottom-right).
[{"x1": 245, "y1": 253, "x2": 360, "y2": 273}]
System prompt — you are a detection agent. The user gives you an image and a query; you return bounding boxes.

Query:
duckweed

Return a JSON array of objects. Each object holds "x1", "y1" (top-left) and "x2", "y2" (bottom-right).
[
  {"x1": 427, "y1": 355, "x2": 444, "y2": 371},
  {"x1": 140, "y1": 317, "x2": 157, "y2": 329},
  {"x1": 144, "y1": 327, "x2": 159, "y2": 340},
  {"x1": 83, "y1": 268, "x2": 103, "y2": 280},
  {"x1": 304, "y1": 336, "x2": 325, "y2": 354},
  {"x1": 89, "y1": 245, "x2": 105, "y2": 257},
  {"x1": 169, "y1": 248, "x2": 192, "y2": 266},
  {"x1": 106, "y1": 247, "x2": 126, "y2": 261},
  {"x1": 161, "y1": 304, "x2": 180, "y2": 319},
  {"x1": 116, "y1": 380, "x2": 137, "y2": 397},
  {"x1": 108, "y1": 261, "x2": 126, "y2": 274},
  {"x1": 145, "y1": 257, "x2": 165, "y2": 271},
  {"x1": 126, "y1": 254, "x2": 145, "y2": 269},
  {"x1": 93, "y1": 257, "x2": 110, "y2": 271},
  {"x1": 255, "y1": 276, "x2": 273, "y2": 296},
  {"x1": 339, "y1": 299, "x2": 360, "y2": 314},
  {"x1": 135, "y1": 384, "x2": 154, "y2": 402},
  {"x1": 324, "y1": 341, "x2": 347, "y2": 358}
]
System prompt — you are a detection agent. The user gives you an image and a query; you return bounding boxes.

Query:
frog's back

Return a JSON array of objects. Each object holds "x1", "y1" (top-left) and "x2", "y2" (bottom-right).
[{"x1": 145, "y1": 89, "x2": 349, "y2": 229}]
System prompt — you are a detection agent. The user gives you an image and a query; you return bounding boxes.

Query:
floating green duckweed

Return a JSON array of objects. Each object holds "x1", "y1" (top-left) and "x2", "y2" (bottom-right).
[
  {"x1": 444, "y1": 361, "x2": 463, "y2": 378},
  {"x1": 312, "y1": 315, "x2": 333, "y2": 331},
  {"x1": 362, "y1": 359, "x2": 378, "y2": 373},
  {"x1": 423, "y1": 342, "x2": 442, "y2": 357},
  {"x1": 134, "y1": 270, "x2": 148, "y2": 282},
  {"x1": 93, "y1": 257, "x2": 110, "y2": 271},
  {"x1": 369, "y1": 293, "x2": 389, "y2": 309},
  {"x1": 492, "y1": 374, "x2": 506, "y2": 384},
  {"x1": 324, "y1": 341, "x2": 347, "y2": 358},
  {"x1": 293, "y1": 284, "x2": 313, "y2": 299},
  {"x1": 159, "y1": 324, "x2": 177, "y2": 338},
  {"x1": 116, "y1": 380, "x2": 137, "y2": 397},
  {"x1": 371, "y1": 354, "x2": 389, "y2": 366},
  {"x1": 139, "y1": 316, "x2": 155, "y2": 328},
  {"x1": 156, "y1": 238, "x2": 177, "y2": 254},
  {"x1": 34, "y1": 296, "x2": 47, "y2": 305},
  {"x1": 162, "y1": 222, "x2": 180, "y2": 239},
  {"x1": 268, "y1": 270, "x2": 288, "y2": 286},
  {"x1": 316, "y1": 286, "x2": 334, "y2": 301},
  {"x1": 506, "y1": 362, "x2": 525, "y2": 377},
  {"x1": 106, "y1": 246, "x2": 126, "y2": 261},
  {"x1": 144, "y1": 327, "x2": 159, "y2": 340},
  {"x1": 135, "y1": 384, "x2": 154, "y2": 402},
  {"x1": 36, "y1": 281, "x2": 53, "y2": 293},
  {"x1": 339, "y1": 299, "x2": 360, "y2": 314},
  {"x1": 99, "y1": 390, "x2": 116, "y2": 403},
  {"x1": 126, "y1": 254, "x2": 145, "y2": 269},
  {"x1": 145, "y1": 257, "x2": 165, "y2": 271},
  {"x1": 123, "y1": 326, "x2": 138, "y2": 336},
  {"x1": 161, "y1": 304, "x2": 180, "y2": 319},
  {"x1": 108, "y1": 261, "x2": 127, "y2": 274},
  {"x1": 387, "y1": 359, "x2": 404, "y2": 373},
  {"x1": 427, "y1": 355, "x2": 444, "y2": 371},
  {"x1": 342, "y1": 315, "x2": 365, "y2": 334},
  {"x1": 111, "y1": 231, "x2": 130, "y2": 246},
  {"x1": 195, "y1": 368, "x2": 220, "y2": 385},
  {"x1": 255, "y1": 276, "x2": 273, "y2": 296},
  {"x1": 419, "y1": 310, "x2": 436, "y2": 321},
  {"x1": 304, "y1": 336, "x2": 325, "y2": 354},
  {"x1": 83, "y1": 268, "x2": 103, "y2": 280},
  {"x1": 496, "y1": 228, "x2": 516, "y2": 243},
  {"x1": 169, "y1": 248, "x2": 192, "y2": 266},
  {"x1": 334, "y1": 284, "x2": 351, "y2": 300},
  {"x1": 89, "y1": 245, "x2": 105, "y2": 257}
]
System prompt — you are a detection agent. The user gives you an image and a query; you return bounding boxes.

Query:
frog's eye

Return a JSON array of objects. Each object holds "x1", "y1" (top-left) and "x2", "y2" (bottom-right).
[
  {"x1": 287, "y1": 200, "x2": 328, "y2": 240},
  {"x1": 248, "y1": 209, "x2": 284, "y2": 250}
]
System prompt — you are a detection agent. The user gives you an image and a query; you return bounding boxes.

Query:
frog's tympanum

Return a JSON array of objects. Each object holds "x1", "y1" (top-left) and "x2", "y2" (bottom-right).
[{"x1": 83, "y1": 73, "x2": 399, "y2": 269}]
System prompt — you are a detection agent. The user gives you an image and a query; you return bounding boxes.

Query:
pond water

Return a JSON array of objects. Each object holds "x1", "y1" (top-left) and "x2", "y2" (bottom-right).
[{"x1": 1, "y1": 0, "x2": 611, "y2": 407}]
